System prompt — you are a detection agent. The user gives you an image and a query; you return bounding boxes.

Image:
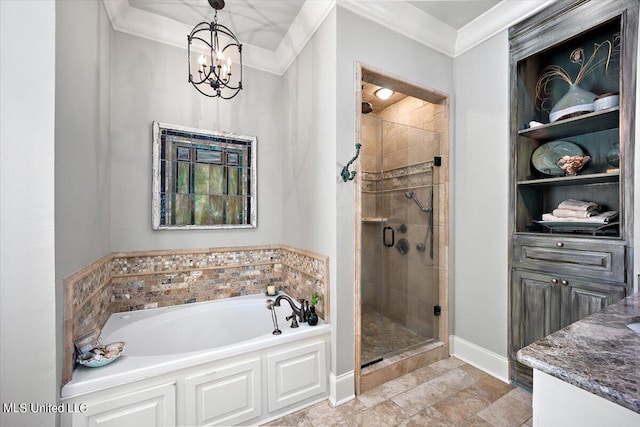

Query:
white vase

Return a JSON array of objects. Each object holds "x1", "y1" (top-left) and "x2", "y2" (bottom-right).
[{"x1": 549, "y1": 83, "x2": 596, "y2": 122}]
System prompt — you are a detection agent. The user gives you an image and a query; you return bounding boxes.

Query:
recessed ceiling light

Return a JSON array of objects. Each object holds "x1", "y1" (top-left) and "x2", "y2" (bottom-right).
[{"x1": 374, "y1": 87, "x2": 394, "y2": 100}]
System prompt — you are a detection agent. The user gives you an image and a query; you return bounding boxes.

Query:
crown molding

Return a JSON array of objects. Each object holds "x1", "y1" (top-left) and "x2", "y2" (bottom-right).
[
  {"x1": 455, "y1": 0, "x2": 556, "y2": 56},
  {"x1": 339, "y1": 0, "x2": 557, "y2": 58},
  {"x1": 102, "y1": 0, "x2": 557, "y2": 75},
  {"x1": 338, "y1": 0, "x2": 458, "y2": 57},
  {"x1": 272, "y1": 0, "x2": 336, "y2": 75},
  {"x1": 101, "y1": 0, "x2": 335, "y2": 76}
]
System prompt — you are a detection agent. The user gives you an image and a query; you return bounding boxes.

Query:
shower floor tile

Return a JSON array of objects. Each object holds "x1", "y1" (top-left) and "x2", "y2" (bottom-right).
[{"x1": 361, "y1": 310, "x2": 429, "y2": 365}]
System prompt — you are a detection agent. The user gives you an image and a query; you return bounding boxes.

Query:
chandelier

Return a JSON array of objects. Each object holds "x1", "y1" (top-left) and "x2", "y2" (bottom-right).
[{"x1": 188, "y1": 0, "x2": 243, "y2": 99}]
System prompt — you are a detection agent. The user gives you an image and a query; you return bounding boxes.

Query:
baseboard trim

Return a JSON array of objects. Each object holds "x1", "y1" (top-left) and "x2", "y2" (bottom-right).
[
  {"x1": 329, "y1": 370, "x2": 355, "y2": 406},
  {"x1": 449, "y1": 335, "x2": 509, "y2": 383}
]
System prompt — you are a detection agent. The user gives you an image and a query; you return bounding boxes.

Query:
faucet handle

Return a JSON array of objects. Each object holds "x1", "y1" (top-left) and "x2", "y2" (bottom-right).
[{"x1": 286, "y1": 312, "x2": 299, "y2": 328}]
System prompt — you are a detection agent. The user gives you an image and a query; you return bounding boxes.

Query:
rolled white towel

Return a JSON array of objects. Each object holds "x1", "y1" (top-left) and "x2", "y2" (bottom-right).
[
  {"x1": 557, "y1": 199, "x2": 599, "y2": 212},
  {"x1": 552, "y1": 208, "x2": 597, "y2": 218},
  {"x1": 541, "y1": 211, "x2": 618, "y2": 224}
]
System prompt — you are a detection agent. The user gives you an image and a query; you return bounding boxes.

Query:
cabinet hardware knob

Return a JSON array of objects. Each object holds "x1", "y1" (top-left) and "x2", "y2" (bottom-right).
[
  {"x1": 556, "y1": 242, "x2": 564, "y2": 248},
  {"x1": 561, "y1": 280, "x2": 569, "y2": 286},
  {"x1": 551, "y1": 278, "x2": 559, "y2": 284}
]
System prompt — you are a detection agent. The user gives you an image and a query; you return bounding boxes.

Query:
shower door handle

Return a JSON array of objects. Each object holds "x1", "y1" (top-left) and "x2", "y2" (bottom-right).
[{"x1": 383, "y1": 226, "x2": 395, "y2": 247}]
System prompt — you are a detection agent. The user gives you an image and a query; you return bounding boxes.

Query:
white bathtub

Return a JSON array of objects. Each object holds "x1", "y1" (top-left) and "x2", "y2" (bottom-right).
[{"x1": 61, "y1": 293, "x2": 330, "y2": 426}]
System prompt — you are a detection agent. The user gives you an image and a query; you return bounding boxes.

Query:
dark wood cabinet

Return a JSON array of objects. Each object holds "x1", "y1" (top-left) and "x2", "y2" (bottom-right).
[
  {"x1": 508, "y1": 0, "x2": 637, "y2": 389},
  {"x1": 510, "y1": 269, "x2": 625, "y2": 388},
  {"x1": 511, "y1": 270, "x2": 561, "y2": 357},
  {"x1": 563, "y1": 279, "x2": 625, "y2": 326}
]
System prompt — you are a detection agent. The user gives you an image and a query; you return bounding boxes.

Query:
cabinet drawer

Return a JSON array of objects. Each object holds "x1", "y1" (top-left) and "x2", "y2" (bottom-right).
[{"x1": 513, "y1": 236, "x2": 625, "y2": 283}]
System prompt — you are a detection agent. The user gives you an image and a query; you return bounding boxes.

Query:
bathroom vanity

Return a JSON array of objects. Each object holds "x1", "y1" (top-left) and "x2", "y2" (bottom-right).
[{"x1": 517, "y1": 293, "x2": 640, "y2": 427}]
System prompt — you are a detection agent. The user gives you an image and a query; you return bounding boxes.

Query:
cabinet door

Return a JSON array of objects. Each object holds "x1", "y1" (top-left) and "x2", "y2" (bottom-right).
[
  {"x1": 69, "y1": 382, "x2": 175, "y2": 427},
  {"x1": 561, "y1": 279, "x2": 625, "y2": 328},
  {"x1": 511, "y1": 270, "x2": 562, "y2": 357},
  {"x1": 267, "y1": 340, "x2": 327, "y2": 412},
  {"x1": 184, "y1": 357, "x2": 261, "y2": 426}
]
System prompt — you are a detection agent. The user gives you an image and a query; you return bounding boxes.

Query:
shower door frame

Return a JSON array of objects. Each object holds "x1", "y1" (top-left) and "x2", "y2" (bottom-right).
[{"x1": 354, "y1": 63, "x2": 451, "y2": 395}]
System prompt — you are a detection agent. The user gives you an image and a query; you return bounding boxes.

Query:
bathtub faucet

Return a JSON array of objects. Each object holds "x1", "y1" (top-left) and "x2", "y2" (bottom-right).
[{"x1": 274, "y1": 295, "x2": 308, "y2": 328}]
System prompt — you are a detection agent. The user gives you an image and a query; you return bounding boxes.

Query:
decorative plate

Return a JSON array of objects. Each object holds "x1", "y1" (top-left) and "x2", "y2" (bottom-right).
[{"x1": 531, "y1": 140, "x2": 584, "y2": 176}]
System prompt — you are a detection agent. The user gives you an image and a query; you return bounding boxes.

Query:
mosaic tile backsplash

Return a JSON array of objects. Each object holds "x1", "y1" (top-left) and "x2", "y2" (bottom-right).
[{"x1": 63, "y1": 245, "x2": 329, "y2": 386}]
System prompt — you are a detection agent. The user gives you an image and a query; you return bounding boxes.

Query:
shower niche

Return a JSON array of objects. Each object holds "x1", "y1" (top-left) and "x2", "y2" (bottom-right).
[{"x1": 356, "y1": 68, "x2": 450, "y2": 391}]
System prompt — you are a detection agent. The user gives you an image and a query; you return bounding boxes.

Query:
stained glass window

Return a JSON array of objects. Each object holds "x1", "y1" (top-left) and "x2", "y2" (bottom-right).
[{"x1": 152, "y1": 122, "x2": 256, "y2": 229}]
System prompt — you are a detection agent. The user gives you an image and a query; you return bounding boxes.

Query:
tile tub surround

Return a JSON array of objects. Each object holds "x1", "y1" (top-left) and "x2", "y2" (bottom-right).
[
  {"x1": 517, "y1": 292, "x2": 640, "y2": 414},
  {"x1": 63, "y1": 245, "x2": 329, "y2": 386}
]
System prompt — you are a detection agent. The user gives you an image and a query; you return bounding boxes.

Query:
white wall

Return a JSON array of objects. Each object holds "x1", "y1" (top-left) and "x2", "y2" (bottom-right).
[
  {"x1": 282, "y1": 5, "x2": 339, "y2": 398},
  {"x1": 452, "y1": 31, "x2": 510, "y2": 359},
  {"x1": 282, "y1": 8, "x2": 336, "y2": 258},
  {"x1": 55, "y1": 0, "x2": 112, "y2": 390},
  {"x1": 109, "y1": 32, "x2": 284, "y2": 251},
  {"x1": 335, "y1": 6, "x2": 454, "y2": 378},
  {"x1": 0, "y1": 1, "x2": 57, "y2": 426}
]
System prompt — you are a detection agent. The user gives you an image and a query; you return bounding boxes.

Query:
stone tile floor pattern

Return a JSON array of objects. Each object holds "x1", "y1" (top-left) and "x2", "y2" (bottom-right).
[
  {"x1": 361, "y1": 309, "x2": 430, "y2": 365},
  {"x1": 264, "y1": 357, "x2": 532, "y2": 427}
]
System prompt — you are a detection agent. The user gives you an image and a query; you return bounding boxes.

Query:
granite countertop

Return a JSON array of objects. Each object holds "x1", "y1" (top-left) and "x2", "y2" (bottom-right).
[{"x1": 517, "y1": 292, "x2": 640, "y2": 414}]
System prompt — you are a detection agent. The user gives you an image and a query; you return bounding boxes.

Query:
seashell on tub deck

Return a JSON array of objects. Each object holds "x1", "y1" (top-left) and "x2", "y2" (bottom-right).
[
  {"x1": 556, "y1": 154, "x2": 590, "y2": 176},
  {"x1": 77, "y1": 341, "x2": 125, "y2": 368}
]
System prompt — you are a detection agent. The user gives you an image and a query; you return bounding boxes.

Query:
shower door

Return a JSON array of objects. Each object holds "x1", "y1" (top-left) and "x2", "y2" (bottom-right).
[{"x1": 360, "y1": 116, "x2": 440, "y2": 367}]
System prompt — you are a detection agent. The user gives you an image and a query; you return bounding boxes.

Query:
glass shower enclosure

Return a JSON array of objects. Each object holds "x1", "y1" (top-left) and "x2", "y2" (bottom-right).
[{"x1": 360, "y1": 116, "x2": 440, "y2": 367}]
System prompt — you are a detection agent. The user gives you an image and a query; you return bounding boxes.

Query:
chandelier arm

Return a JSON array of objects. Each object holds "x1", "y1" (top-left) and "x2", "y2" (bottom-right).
[
  {"x1": 188, "y1": 22, "x2": 213, "y2": 38},
  {"x1": 190, "y1": 81, "x2": 219, "y2": 98},
  {"x1": 190, "y1": 35, "x2": 214, "y2": 48},
  {"x1": 218, "y1": 89, "x2": 242, "y2": 100},
  {"x1": 213, "y1": 24, "x2": 241, "y2": 44}
]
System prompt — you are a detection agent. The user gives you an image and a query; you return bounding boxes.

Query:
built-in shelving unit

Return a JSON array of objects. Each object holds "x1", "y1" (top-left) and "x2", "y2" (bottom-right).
[
  {"x1": 517, "y1": 172, "x2": 619, "y2": 187},
  {"x1": 508, "y1": 0, "x2": 638, "y2": 389},
  {"x1": 517, "y1": 107, "x2": 619, "y2": 141}
]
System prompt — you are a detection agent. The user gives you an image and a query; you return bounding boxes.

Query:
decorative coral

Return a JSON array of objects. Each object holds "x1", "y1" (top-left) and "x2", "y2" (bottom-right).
[{"x1": 556, "y1": 155, "x2": 591, "y2": 176}]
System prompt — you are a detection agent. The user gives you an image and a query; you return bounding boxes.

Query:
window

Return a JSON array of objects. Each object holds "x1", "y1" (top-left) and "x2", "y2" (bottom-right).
[{"x1": 152, "y1": 122, "x2": 257, "y2": 229}]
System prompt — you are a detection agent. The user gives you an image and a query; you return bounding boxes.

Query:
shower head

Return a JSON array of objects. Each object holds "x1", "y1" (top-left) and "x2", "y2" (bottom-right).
[
  {"x1": 362, "y1": 102, "x2": 373, "y2": 114},
  {"x1": 405, "y1": 191, "x2": 414, "y2": 199}
]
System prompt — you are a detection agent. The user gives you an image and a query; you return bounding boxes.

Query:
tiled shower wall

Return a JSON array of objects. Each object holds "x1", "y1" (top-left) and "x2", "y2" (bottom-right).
[
  {"x1": 360, "y1": 94, "x2": 449, "y2": 340},
  {"x1": 63, "y1": 245, "x2": 329, "y2": 385}
]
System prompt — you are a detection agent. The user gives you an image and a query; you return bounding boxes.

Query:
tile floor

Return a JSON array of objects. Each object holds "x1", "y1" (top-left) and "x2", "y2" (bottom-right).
[{"x1": 264, "y1": 357, "x2": 532, "y2": 427}]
